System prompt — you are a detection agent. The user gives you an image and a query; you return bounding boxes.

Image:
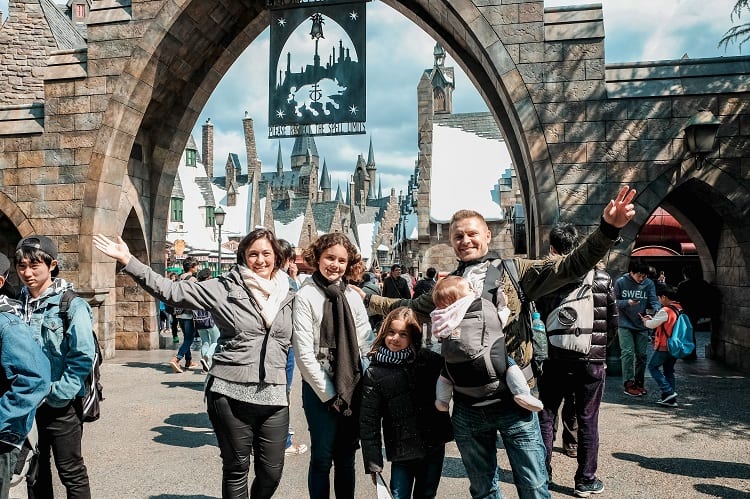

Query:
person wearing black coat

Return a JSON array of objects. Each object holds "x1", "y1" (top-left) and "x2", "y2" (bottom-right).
[
  {"x1": 535, "y1": 223, "x2": 618, "y2": 497},
  {"x1": 360, "y1": 307, "x2": 453, "y2": 499}
]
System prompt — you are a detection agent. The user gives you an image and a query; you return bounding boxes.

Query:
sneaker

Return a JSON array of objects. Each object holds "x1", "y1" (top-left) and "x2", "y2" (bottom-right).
[
  {"x1": 574, "y1": 478, "x2": 604, "y2": 497},
  {"x1": 169, "y1": 357, "x2": 183, "y2": 373},
  {"x1": 623, "y1": 381, "x2": 642, "y2": 397},
  {"x1": 636, "y1": 384, "x2": 648, "y2": 396},
  {"x1": 284, "y1": 442, "x2": 308, "y2": 455},
  {"x1": 564, "y1": 443, "x2": 578, "y2": 458},
  {"x1": 657, "y1": 394, "x2": 678, "y2": 407},
  {"x1": 200, "y1": 358, "x2": 210, "y2": 373},
  {"x1": 184, "y1": 361, "x2": 200, "y2": 370},
  {"x1": 172, "y1": 336, "x2": 180, "y2": 344}
]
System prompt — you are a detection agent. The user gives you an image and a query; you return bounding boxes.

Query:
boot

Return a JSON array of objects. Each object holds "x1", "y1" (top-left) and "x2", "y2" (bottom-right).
[{"x1": 169, "y1": 357, "x2": 183, "y2": 373}]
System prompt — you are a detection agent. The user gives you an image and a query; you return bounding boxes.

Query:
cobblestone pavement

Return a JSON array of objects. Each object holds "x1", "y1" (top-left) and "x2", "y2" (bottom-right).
[{"x1": 13, "y1": 334, "x2": 749, "y2": 499}]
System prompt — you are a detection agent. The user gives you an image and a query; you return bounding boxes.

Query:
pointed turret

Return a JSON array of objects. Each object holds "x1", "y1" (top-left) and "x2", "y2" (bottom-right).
[
  {"x1": 319, "y1": 159, "x2": 332, "y2": 201},
  {"x1": 202, "y1": 118, "x2": 214, "y2": 178},
  {"x1": 378, "y1": 180, "x2": 383, "y2": 199},
  {"x1": 291, "y1": 134, "x2": 319, "y2": 171},
  {"x1": 276, "y1": 142, "x2": 284, "y2": 175},
  {"x1": 335, "y1": 183, "x2": 344, "y2": 202},
  {"x1": 367, "y1": 178, "x2": 376, "y2": 201}
]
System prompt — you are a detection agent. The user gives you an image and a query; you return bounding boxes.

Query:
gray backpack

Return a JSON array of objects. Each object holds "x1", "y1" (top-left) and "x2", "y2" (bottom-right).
[{"x1": 545, "y1": 270, "x2": 595, "y2": 354}]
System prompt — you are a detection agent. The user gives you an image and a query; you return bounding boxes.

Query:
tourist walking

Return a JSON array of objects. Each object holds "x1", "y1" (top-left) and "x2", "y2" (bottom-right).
[
  {"x1": 642, "y1": 283, "x2": 683, "y2": 407},
  {"x1": 412, "y1": 267, "x2": 437, "y2": 299},
  {"x1": 169, "y1": 257, "x2": 200, "y2": 373},
  {"x1": 382, "y1": 264, "x2": 411, "y2": 299},
  {"x1": 193, "y1": 268, "x2": 220, "y2": 373}
]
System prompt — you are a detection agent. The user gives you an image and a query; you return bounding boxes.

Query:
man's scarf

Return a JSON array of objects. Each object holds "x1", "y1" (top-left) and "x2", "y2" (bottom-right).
[{"x1": 311, "y1": 270, "x2": 360, "y2": 415}]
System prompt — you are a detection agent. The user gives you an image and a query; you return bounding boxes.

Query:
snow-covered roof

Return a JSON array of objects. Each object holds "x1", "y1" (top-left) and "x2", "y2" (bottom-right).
[
  {"x1": 429, "y1": 116, "x2": 510, "y2": 223},
  {"x1": 404, "y1": 212, "x2": 419, "y2": 240},
  {"x1": 356, "y1": 222, "x2": 375, "y2": 260}
]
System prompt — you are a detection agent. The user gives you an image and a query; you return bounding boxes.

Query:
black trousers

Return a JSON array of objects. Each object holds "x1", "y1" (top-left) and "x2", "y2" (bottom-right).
[
  {"x1": 28, "y1": 400, "x2": 91, "y2": 499},
  {"x1": 207, "y1": 391, "x2": 289, "y2": 499}
]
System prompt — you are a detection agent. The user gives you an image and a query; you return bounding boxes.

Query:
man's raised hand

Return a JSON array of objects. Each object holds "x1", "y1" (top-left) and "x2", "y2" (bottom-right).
[
  {"x1": 603, "y1": 186, "x2": 636, "y2": 228},
  {"x1": 93, "y1": 234, "x2": 132, "y2": 266}
]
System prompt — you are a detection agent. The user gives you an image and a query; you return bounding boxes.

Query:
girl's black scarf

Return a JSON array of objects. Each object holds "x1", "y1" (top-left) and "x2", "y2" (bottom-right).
[
  {"x1": 374, "y1": 345, "x2": 414, "y2": 365},
  {"x1": 312, "y1": 270, "x2": 360, "y2": 416}
]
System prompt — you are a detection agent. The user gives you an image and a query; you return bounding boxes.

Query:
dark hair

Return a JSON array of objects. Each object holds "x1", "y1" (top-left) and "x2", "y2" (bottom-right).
[
  {"x1": 303, "y1": 233, "x2": 365, "y2": 282},
  {"x1": 369, "y1": 307, "x2": 422, "y2": 356},
  {"x1": 196, "y1": 268, "x2": 212, "y2": 281},
  {"x1": 549, "y1": 222, "x2": 579, "y2": 255},
  {"x1": 361, "y1": 272, "x2": 372, "y2": 284},
  {"x1": 425, "y1": 267, "x2": 437, "y2": 279},
  {"x1": 14, "y1": 247, "x2": 59, "y2": 278},
  {"x1": 628, "y1": 259, "x2": 650, "y2": 275},
  {"x1": 655, "y1": 283, "x2": 678, "y2": 300},
  {"x1": 278, "y1": 239, "x2": 295, "y2": 264},
  {"x1": 236, "y1": 228, "x2": 283, "y2": 270},
  {"x1": 390, "y1": 263, "x2": 401, "y2": 271},
  {"x1": 182, "y1": 257, "x2": 199, "y2": 273}
]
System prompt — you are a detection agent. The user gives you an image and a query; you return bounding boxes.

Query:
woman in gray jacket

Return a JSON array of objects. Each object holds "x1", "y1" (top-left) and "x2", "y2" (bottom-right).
[{"x1": 94, "y1": 228, "x2": 294, "y2": 499}]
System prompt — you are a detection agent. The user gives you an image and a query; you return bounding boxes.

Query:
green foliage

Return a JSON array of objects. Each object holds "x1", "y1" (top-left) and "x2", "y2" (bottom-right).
[{"x1": 719, "y1": 0, "x2": 750, "y2": 51}]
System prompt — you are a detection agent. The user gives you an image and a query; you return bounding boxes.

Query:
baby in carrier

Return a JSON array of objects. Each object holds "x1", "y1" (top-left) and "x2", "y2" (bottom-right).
[{"x1": 430, "y1": 276, "x2": 543, "y2": 412}]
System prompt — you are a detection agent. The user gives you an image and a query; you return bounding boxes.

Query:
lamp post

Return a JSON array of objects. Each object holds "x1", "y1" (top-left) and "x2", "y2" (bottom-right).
[
  {"x1": 683, "y1": 109, "x2": 721, "y2": 169},
  {"x1": 214, "y1": 206, "x2": 226, "y2": 275}
]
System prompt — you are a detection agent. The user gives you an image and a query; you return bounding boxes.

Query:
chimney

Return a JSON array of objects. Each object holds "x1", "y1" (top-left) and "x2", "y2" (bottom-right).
[
  {"x1": 202, "y1": 118, "x2": 214, "y2": 178},
  {"x1": 243, "y1": 111, "x2": 259, "y2": 177}
]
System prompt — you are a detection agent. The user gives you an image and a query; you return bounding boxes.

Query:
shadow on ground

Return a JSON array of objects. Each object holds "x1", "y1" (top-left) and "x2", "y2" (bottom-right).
[
  {"x1": 150, "y1": 495, "x2": 219, "y2": 499},
  {"x1": 613, "y1": 452, "x2": 750, "y2": 480},
  {"x1": 441, "y1": 456, "x2": 514, "y2": 486},
  {"x1": 693, "y1": 483, "x2": 750, "y2": 498},
  {"x1": 152, "y1": 412, "x2": 216, "y2": 448}
]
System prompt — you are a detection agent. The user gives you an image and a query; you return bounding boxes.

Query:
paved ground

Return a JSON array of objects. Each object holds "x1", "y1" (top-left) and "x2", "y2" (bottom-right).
[{"x1": 12, "y1": 332, "x2": 750, "y2": 499}]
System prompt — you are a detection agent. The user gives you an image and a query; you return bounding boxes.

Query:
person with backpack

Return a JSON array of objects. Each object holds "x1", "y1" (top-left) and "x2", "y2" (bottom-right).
[
  {"x1": 0, "y1": 253, "x2": 51, "y2": 498},
  {"x1": 412, "y1": 267, "x2": 437, "y2": 299},
  {"x1": 193, "y1": 268, "x2": 220, "y2": 373},
  {"x1": 641, "y1": 283, "x2": 683, "y2": 407},
  {"x1": 360, "y1": 186, "x2": 638, "y2": 499},
  {"x1": 382, "y1": 264, "x2": 411, "y2": 299},
  {"x1": 14, "y1": 236, "x2": 95, "y2": 499},
  {"x1": 535, "y1": 225, "x2": 618, "y2": 498}
]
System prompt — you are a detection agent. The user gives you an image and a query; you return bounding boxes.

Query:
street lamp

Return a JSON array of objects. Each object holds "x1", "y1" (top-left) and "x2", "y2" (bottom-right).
[
  {"x1": 215, "y1": 206, "x2": 226, "y2": 275},
  {"x1": 683, "y1": 109, "x2": 721, "y2": 169}
]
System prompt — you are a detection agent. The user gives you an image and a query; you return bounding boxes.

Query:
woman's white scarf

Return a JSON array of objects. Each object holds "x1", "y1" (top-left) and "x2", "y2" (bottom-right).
[
  {"x1": 430, "y1": 294, "x2": 477, "y2": 339},
  {"x1": 238, "y1": 265, "x2": 289, "y2": 328}
]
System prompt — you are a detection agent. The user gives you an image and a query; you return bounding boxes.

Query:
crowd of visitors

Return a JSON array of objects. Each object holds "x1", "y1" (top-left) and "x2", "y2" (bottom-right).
[{"x1": 1, "y1": 184, "x2": 724, "y2": 499}]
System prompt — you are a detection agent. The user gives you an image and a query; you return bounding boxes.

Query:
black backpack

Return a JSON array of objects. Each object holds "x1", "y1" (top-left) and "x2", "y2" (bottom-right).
[{"x1": 59, "y1": 289, "x2": 104, "y2": 423}]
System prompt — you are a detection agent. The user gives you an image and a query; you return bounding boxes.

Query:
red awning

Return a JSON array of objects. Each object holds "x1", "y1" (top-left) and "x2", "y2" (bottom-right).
[{"x1": 631, "y1": 245, "x2": 680, "y2": 257}]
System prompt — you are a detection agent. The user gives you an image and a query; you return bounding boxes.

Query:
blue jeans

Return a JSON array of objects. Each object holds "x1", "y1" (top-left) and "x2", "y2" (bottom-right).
[
  {"x1": 301, "y1": 381, "x2": 359, "y2": 499},
  {"x1": 452, "y1": 401, "x2": 550, "y2": 499},
  {"x1": 390, "y1": 446, "x2": 445, "y2": 499},
  {"x1": 648, "y1": 350, "x2": 677, "y2": 395},
  {"x1": 176, "y1": 318, "x2": 196, "y2": 362},
  {"x1": 618, "y1": 327, "x2": 649, "y2": 386},
  {"x1": 198, "y1": 325, "x2": 220, "y2": 360},
  {"x1": 538, "y1": 361, "x2": 606, "y2": 484}
]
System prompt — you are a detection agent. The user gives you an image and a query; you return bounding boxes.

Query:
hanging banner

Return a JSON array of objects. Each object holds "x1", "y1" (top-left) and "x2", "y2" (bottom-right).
[{"x1": 268, "y1": 0, "x2": 367, "y2": 138}]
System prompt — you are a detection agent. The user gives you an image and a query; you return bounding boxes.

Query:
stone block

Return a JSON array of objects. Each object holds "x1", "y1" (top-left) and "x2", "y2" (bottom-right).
[
  {"x1": 564, "y1": 40, "x2": 604, "y2": 61},
  {"x1": 545, "y1": 20, "x2": 603, "y2": 42},
  {"x1": 43, "y1": 183, "x2": 75, "y2": 201},
  {"x1": 585, "y1": 100, "x2": 627, "y2": 121},
  {"x1": 74, "y1": 113, "x2": 104, "y2": 131},
  {"x1": 116, "y1": 301, "x2": 139, "y2": 316},
  {"x1": 116, "y1": 331, "x2": 138, "y2": 350},
  {"x1": 543, "y1": 123, "x2": 564, "y2": 143},
  {"x1": 544, "y1": 42, "x2": 564, "y2": 62},
  {"x1": 557, "y1": 185, "x2": 588, "y2": 206},
  {"x1": 45, "y1": 115, "x2": 75, "y2": 133},
  {"x1": 74, "y1": 77, "x2": 108, "y2": 96},
  {"x1": 60, "y1": 131, "x2": 96, "y2": 150},
  {"x1": 627, "y1": 139, "x2": 672, "y2": 162},
  {"x1": 585, "y1": 59, "x2": 604, "y2": 80},
  {"x1": 519, "y1": 42, "x2": 544, "y2": 63},
  {"x1": 553, "y1": 162, "x2": 605, "y2": 185},
  {"x1": 498, "y1": 22, "x2": 543, "y2": 44},
  {"x1": 138, "y1": 331, "x2": 159, "y2": 350},
  {"x1": 586, "y1": 140, "x2": 628, "y2": 162},
  {"x1": 17, "y1": 184, "x2": 44, "y2": 201},
  {"x1": 564, "y1": 80, "x2": 605, "y2": 101},
  {"x1": 671, "y1": 96, "x2": 718, "y2": 117},
  {"x1": 548, "y1": 142, "x2": 587, "y2": 163},
  {"x1": 17, "y1": 150, "x2": 44, "y2": 167},
  {"x1": 501, "y1": 69, "x2": 529, "y2": 104},
  {"x1": 719, "y1": 96, "x2": 750, "y2": 116},
  {"x1": 45, "y1": 81, "x2": 76, "y2": 98},
  {"x1": 479, "y1": 4, "x2": 518, "y2": 25},
  {"x1": 469, "y1": 15, "x2": 500, "y2": 49},
  {"x1": 518, "y1": 2, "x2": 543, "y2": 23},
  {"x1": 44, "y1": 148, "x2": 75, "y2": 167},
  {"x1": 644, "y1": 119, "x2": 683, "y2": 140},
  {"x1": 527, "y1": 82, "x2": 564, "y2": 104},
  {"x1": 564, "y1": 121, "x2": 605, "y2": 142},
  {"x1": 485, "y1": 40, "x2": 516, "y2": 76},
  {"x1": 517, "y1": 62, "x2": 543, "y2": 84},
  {"x1": 544, "y1": 60, "x2": 586, "y2": 82},
  {"x1": 606, "y1": 120, "x2": 647, "y2": 142},
  {"x1": 627, "y1": 98, "x2": 672, "y2": 119},
  {"x1": 607, "y1": 161, "x2": 653, "y2": 184},
  {"x1": 515, "y1": 97, "x2": 539, "y2": 132}
]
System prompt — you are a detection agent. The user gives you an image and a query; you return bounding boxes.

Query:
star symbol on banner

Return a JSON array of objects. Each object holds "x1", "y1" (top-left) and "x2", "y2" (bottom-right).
[
  {"x1": 349, "y1": 105, "x2": 358, "y2": 115},
  {"x1": 276, "y1": 109, "x2": 285, "y2": 118},
  {"x1": 349, "y1": 11, "x2": 358, "y2": 21},
  {"x1": 277, "y1": 17, "x2": 287, "y2": 27}
]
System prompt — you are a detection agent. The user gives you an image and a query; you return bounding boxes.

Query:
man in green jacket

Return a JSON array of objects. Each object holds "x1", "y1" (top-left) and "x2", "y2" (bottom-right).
[{"x1": 362, "y1": 186, "x2": 636, "y2": 499}]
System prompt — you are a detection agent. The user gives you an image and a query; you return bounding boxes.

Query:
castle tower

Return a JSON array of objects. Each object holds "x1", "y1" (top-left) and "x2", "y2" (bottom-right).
[
  {"x1": 366, "y1": 137, "x2": 377, "y2": 195},
  {"x1": 202, "y1": 118, "x2": 214, "y2": 178},
  {"x1": 319, "y1": 159, "x2": 332, "y2": 202},
  {"x1": 430, "y1": 43, "x2": 454, "y2": 114},
  {"x1": 276, "y1": 142, "x2": 284, "y2": 175},
  {"x1": 291, "y1": 134, "x2": 319, "y2": 171},
  {"x1": 352, "y1": 154, "x2": 368, "y2": 207},
  {"x1": 243, "y1": 112, "x2": 262, "y2": 227}
]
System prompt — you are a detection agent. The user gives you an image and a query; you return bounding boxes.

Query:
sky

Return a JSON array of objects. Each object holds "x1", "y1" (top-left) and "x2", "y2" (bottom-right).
[{"x1": 0, "y1": 0, "x2": 743, "y2": 194}]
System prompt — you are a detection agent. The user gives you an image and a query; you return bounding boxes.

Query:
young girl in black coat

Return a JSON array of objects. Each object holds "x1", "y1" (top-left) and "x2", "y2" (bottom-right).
[{"x1": 359, "y1": 307, "x2": 453, "y2": 499}]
